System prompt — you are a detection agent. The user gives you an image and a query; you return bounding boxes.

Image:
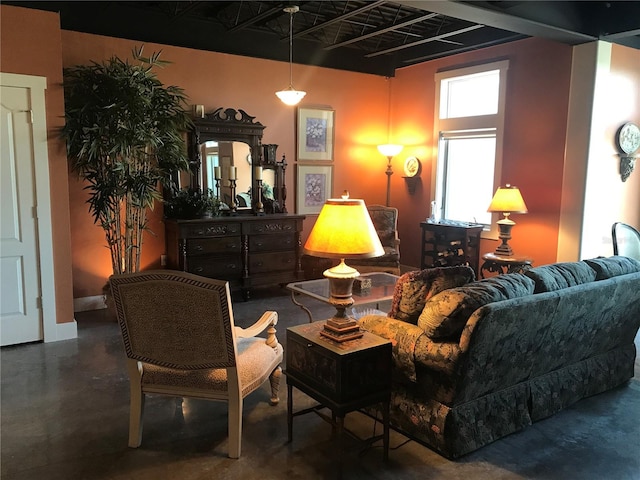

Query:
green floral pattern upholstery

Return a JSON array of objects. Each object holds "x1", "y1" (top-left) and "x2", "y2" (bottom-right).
[
  {"x1": 388, "y1": 266, "x2": 475, "y2": 324},
  {"x1": 359, "y1": 263, "x2": 640, "y2": 459}
]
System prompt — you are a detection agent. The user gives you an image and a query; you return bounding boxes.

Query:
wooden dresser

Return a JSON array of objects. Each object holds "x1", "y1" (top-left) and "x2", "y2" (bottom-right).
[{"x1": 165, "y1": 214, "x2": 305, "y2": 298}]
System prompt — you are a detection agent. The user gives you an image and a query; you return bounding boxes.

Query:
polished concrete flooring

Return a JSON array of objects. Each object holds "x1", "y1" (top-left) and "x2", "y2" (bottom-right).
[{"x1": 2, "y1": 285, "x2": 640, "y2": 480}]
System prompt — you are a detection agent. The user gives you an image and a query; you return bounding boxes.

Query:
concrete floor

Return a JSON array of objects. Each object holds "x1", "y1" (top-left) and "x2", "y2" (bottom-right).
[{"x1": 2, "y1": 285, "x2": 639, "y2": 480}]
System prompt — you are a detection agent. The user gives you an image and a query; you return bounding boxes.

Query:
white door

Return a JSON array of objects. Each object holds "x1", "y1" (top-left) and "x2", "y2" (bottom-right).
[{"x1": 1, "y1": 80, "x2": 46, "y2": 345}]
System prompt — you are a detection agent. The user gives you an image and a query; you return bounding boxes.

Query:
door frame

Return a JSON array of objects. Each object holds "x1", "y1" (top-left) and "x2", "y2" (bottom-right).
[{"x1": 1, "y1": 72, "x2": 74, "y2": 343}]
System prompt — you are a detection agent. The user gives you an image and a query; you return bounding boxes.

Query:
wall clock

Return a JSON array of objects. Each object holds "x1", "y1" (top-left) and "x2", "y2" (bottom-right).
[
  {"x1": 617, "y1": 122, "x2": 640, "y2": 155},
  {"x1": 403, "y1": 156, "x2": 421, "y2": 177}
]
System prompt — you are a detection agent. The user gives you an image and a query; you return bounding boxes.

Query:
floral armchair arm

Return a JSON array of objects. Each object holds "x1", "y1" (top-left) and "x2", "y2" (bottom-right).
[{"x1": 358, "y1": 314, "x2": 425, "y2": 383}]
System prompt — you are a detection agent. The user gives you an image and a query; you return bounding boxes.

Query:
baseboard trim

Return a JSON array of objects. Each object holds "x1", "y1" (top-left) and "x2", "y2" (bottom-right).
[
  {"x1": 74, "y1": 295, "x2": 106, "y2": 313},
  {"x1": 45, "y1": 319, "x2": 78, "y2": 342}
]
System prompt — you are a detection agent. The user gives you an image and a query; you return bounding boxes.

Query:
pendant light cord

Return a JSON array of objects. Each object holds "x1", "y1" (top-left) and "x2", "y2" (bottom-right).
[{"x1": 288, "y1": 10, "x2": 294, "y2": 87}]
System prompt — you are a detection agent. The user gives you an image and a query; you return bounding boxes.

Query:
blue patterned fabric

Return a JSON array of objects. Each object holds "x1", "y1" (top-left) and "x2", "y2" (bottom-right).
[
  {"x1": 584, "y1": 255, "x2": 640, "y2": 279},
  {"x1": 524, "y1": 261, "x2": 596, "y2": 292},
  {"x1": 359, "y1": 265, "x2": 640, "y2": 459}
]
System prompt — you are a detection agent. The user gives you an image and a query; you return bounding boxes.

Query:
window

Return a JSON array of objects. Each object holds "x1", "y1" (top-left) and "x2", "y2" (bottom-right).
[{"x1": 433, "y1": 61, "x2": 509, "y2": 234}]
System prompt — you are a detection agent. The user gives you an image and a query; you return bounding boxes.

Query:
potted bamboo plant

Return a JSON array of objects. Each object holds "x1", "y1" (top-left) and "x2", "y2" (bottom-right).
[{"x1": 62, "y1": 47, "x2": 191, "y2": 278}]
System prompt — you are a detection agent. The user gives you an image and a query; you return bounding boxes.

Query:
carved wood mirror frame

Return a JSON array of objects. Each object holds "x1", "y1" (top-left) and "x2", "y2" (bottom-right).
[{"x1": 188, "y1": 107, "x2": 287, "y2": 215}]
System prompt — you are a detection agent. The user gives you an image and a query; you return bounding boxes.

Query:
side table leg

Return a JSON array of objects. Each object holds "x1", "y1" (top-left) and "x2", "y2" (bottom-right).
[
  {"x1": 287, "y1": 383, "x2": 293, "y2": 443},
  {"x1": 383, "y1": 400, "x2": 390, "y2": 462}
]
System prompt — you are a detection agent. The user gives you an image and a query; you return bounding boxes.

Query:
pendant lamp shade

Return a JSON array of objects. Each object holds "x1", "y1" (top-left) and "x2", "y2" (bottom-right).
[{"x1": 276, "y1": 6, "x2": 306, "y2": 106}]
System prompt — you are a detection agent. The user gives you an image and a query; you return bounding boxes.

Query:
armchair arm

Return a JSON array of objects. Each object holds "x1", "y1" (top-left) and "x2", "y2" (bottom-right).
[
  {"x1": 358, "y1": 314, "x2": 425, "y2": 383},
  {"x1": 235, "y1": 311, "x2": 279, "y2": 349}
]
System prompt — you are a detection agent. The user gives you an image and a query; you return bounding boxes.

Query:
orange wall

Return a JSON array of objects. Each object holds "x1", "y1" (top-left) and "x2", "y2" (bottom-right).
[
  {"x1": 6, "y1": 5, "x2": 617, "y2": 303},
  {"x1": 61, "y1": 31, "x2": 392, "y2": 297},
  {"x1": 1, "y1": 6, "x2": 75, "y2": 324},
  {"x1": 62, "y1": 33, "x2": 576, "y2": 296},
  {"x1": 389, "y1": 38, "x2": 574, "y2": 269}
]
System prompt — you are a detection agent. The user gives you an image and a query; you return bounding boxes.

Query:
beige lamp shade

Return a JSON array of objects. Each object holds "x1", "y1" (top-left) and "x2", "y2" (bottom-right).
[
  {"x1": 487, "y1": 184, "x2": 528, "y2": 214},
  {"x1": 304, "y1": 198, "x2": 384, "y2": 260},
  {"x1": 377, "y1": 144, "x2": 404, "y2": 158}
]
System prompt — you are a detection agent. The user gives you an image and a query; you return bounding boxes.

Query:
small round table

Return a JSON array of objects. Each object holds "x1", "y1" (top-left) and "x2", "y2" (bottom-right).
[{"x1": 480, "y1": 252, "x2": 533, "y2": 278}]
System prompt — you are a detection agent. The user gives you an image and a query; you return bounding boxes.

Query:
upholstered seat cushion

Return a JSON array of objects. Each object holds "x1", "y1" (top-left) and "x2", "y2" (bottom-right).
[
  {"x1": 524, "y1": 261, "x2": 596, "y2": 293},
  {"x1": 389, "y1": 266, "x2": 475, "y2": 324},
  {"x1": 418, "y1": 274, "x2": 535, "y2": 340},
  {"x1": 141, "y1": 338, "x2": 283, "y2": 397},
  {"x1": 584, "y1": 256, "x2": 640, "y2": 280}
]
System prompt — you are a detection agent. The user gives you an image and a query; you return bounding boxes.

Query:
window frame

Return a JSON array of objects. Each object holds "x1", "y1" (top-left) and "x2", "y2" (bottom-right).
[{"x1": 431, "y1": 60, "x2": 509, "y2": 239}]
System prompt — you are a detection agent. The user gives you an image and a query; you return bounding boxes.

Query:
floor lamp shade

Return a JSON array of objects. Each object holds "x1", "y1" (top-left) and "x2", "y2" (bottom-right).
[
  {"x1": 487, "y1": 184, "x2": 528, "y2": 256},
  {"x1": 303, "y1": 198, "x2": 384, "y2": 341}
]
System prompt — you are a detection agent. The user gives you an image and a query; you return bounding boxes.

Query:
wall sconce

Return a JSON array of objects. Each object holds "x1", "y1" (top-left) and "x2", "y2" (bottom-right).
[
  {"x1": 401, "y1": 156, "x2": 421, "y2": 194},
  {"x1": 377, "y1": 144, "x2": 403, "y2": 206},
  {"x1": 616, "y1": 122, "x2": 639, "y2": 182},
  {"x1": 487, "y1": 184, "x2": 528, "y2": 256}
]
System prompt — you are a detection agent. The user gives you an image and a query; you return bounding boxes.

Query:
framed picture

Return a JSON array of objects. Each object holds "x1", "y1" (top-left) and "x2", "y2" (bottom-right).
[
  {"x1": 297, "y1": 106, "x2": 335, "y2": 162},
  {"x1": 296, "y1": 164, "x2": 333, "y2": 215}
]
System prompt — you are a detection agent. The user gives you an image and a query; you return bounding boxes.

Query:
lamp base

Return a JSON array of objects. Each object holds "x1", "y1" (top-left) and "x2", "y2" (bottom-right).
[
  {"x1": 321, "y1": 260, "x2": 363, "y2": 342},
  {"x1": 494, "y1": 217, "x2": 515, "y2": 257}
]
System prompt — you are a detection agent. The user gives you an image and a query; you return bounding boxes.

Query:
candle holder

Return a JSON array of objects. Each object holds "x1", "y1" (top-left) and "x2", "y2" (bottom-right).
[
  {"x1": 254, "y1": 179, "x2": 265, "y2": 216},
  {"x1": 214, "y1": 178, "x2": 221, "y2": 201},
  {"x1": 229, "y1": 178, "x2": 238, "y2": 216}
]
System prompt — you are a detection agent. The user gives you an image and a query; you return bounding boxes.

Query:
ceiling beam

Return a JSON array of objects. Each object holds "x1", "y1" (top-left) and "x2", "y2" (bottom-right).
[
  {"x1": 324, "y1": 12, "x2": 439, "y2": 50},
  {"x1": 396, "y1": 0, "x2": 597, "y2": 44}
]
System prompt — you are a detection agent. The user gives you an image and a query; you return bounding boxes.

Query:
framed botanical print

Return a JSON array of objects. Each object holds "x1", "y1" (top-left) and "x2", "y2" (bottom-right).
[
  {"x1": 297, "y1": 106, "x2": 335, "y2": 162},
  {"x1": 296, "y1": 164, "x2": 333, "y2": 215}
]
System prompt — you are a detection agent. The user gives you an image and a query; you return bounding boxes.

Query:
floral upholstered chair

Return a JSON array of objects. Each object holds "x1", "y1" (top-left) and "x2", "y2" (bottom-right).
[
  {"x1": 350, "y1": 204, "x2": 401, "y2": 275},
  {"x1": 109, "y1": 270, "x2": 283, "y2": 458}
]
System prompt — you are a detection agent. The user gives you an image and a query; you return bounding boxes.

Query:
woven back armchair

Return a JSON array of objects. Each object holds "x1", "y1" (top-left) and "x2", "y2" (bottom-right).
[{"x1": 109, "y1": 270, "x2": 283, "y2": 458}]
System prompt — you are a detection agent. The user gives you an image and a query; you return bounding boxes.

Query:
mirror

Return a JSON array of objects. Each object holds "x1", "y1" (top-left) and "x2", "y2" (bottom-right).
[
  {"x1": 199, "y1": 141, "x2": 275, "y2": 210},
  {"x1": 185, "y1": 108, "x2": 288, "y2": 215}
]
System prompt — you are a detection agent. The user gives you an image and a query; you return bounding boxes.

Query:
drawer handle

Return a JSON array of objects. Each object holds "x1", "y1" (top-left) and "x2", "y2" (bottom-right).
[
  {"x1": 195, "y1": 245, "x2": 203, "y2": 251},
  {"x1": 256, "y1": 242, "x2": 263, "y2": 247},
  {"x1": 306, "y1": 343, "x2": 314, "y2": 348},
  {"x1": 195, "y1": 267, "x2": 203, "y2": 273},
  {"x1": 227, "y1": 244, "x2": 238, "y2": 249}
]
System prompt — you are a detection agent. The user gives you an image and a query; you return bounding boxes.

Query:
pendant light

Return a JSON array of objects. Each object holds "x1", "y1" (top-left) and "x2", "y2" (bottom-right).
[{"x1": 276, "y1": 6, "x2": 306, "y2": 106}]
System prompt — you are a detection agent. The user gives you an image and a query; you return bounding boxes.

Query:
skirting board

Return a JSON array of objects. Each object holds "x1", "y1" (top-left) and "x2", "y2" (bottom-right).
[{"x1": 74, "y1": 295, "x2": 106, "y2": 312}]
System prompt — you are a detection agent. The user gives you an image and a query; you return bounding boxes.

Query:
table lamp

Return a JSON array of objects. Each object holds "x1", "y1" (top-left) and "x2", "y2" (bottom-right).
[
  {"x1": 303, "y1": 193, "x2": 384, "y2": 342},
  {"x1": 487, "y1": 184, "x2": 528, "y2": 256}
]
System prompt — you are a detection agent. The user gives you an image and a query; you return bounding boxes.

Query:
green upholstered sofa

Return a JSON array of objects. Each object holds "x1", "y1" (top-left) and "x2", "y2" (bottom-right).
[{"x1": 358, "y1": 256, "x2": 640, "y2": 459}]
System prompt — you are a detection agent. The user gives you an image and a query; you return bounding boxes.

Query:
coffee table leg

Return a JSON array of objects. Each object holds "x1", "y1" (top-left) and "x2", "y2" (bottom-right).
[{"x1": 290, "y1": 291, "x2": 314, "y2": 322}]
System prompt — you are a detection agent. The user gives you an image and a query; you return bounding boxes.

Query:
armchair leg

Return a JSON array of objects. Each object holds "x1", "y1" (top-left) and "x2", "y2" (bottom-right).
[
  {"x1": 228, "y1": 396, "x2": 243, "y2": 458},
  {"x1": 129, "y1": 389, "x2": 145, "y2": 448},
  {"x1": 269, "y1": 365, "x2": 282, "y2": 405}
]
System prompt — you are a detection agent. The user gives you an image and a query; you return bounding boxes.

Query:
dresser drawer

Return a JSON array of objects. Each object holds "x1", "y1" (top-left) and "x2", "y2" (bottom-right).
[
  {"x1": 249, "y1": 252, "x2": 296, "y2": 273},
  {"x1": 250, "y1": 233, "x2": 296, "y2": 252},
  {"x1": 187, "y1": 256, "x2": 242, "y2": 278},
  {"x1": 247, "y1": 219, "x2": 298, "y2": 235},
  {"x1": 187, "y1": 237, "x2": 241, "y2": 255},
  {"x1": 183, "y1": 222, "x2": 241, "y2": 238}
]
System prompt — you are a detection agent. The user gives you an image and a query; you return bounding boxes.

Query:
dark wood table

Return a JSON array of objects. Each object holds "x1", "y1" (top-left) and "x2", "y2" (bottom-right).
[
  {"x1": 285, "y1": 321, "x2": 392, "y2": 462},
  {"x1": 480, "y1": 252, "x2": 533, "y2": 278}
]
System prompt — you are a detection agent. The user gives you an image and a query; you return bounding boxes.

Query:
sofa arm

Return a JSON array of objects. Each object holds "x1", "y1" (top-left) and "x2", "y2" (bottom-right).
[{"x1": 358, "y1": 314, "x2": 425, "y2": 383}]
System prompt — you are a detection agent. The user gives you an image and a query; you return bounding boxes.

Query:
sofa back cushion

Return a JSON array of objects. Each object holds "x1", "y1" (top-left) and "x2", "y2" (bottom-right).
[
  {"x1": 523, "y1": 261, "x2": 596, "y2": 293},
  {"x1": 418, "y1": 274, "x2": 535, "y2": 340},
  {"x1": 389, "y1": 266, "x2": 475, "y2": 324},
  {"x1": 584, "y1": 256, "x2": 640, "y2": 280}
]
